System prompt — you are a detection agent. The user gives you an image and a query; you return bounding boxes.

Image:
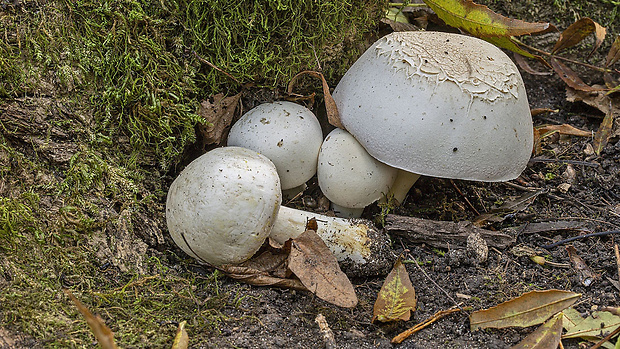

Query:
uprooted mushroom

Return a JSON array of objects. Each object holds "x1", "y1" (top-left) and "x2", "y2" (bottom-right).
[
  {"x1": 166, "y1": 146, "x2": 394, "y2": 277},
  {"x1": 331, "y1": 31, "x2": 534, "y2": 204}
]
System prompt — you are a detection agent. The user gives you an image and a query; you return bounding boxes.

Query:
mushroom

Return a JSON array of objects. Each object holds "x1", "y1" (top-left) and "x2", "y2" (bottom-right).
[
  {"x1": 166, "y1": 146, "x2": 393, "y2": 276},
  {"x1": 317, "y1": 128, "x2": 397, "y2": 217},
  {"x1": 227, "y1": 101, "x2": 323, "y2": 196},
  {"x1": 332, "y1": 31, "x2": 533, "y2": 203}
]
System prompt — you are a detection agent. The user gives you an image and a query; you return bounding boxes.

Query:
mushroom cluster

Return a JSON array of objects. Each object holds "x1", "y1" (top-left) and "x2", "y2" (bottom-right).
[
  {"x1": 166, "y1": 146, "x2": 393, "y2": 276},
  {"x1": 166, "y1": 30, "x2": 534, "y2": 277}
]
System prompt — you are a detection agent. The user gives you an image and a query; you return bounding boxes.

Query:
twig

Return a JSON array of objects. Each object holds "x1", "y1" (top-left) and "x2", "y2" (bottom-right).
[
  {"x1": 188, "y1": 48, "x2": 241, "y2": 85},
  {"x1": 512, "y1": 38, "x2": 613, "y2": 74},
  {"x1": 315, "y1": 314, "x2": 337, "y2": 349},
  {"x1": 541, "y1": 230, "x2": 620, "y2": 249},
  {"x1": 528, "y1": 157, "x2": 600, "y2": 168},
  {"x1": 391, "y1": 307, "x2": 463, "y2": 344},
  {"x1": 615, "y1": 244, "x2": 620, "y2": 297},
  {"x1": 407, "y1": 253, "x2": 463, "y2": 311},
  {"x1": 589, "y1": 324, "x2": 620, "y2": 349},
  {"x1": 449, "y1": 179, "x2": 480, "y2": 216}
]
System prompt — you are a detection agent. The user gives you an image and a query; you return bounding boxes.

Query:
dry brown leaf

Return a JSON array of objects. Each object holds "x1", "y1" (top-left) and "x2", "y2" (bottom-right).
[
  {"x1": 196, "y1": 92, "x2": 242, "y2": 145},
  {"x1": 372, "y1": 258, "x2": 416, "y2": 323},
  {"x1": 530, "y1": 108, "x2": 559, "y2": 116},
  {"x1": 605, "y1": 34, "x2": 620, "y2": 67},
  {"x1": 550, "y1": 58, "x2": 605, "y2": 92},
  {"x1": 515, "y1": 53, "x2": 553, "y2": 76},
  {"x1": 563, "y1": 307, "x2": 620, "y2": 340},
  {"x1": 535, "y1": 124, "x2": 592, "y2": 138},
  {"x1": 551, "y1": 18, "x2": 606, "y2": 57},
  {"x1": 219, "y1": 244, "x2": 307, "y2": 290},
  {"x1": 171, "y1": 321, "x2": 189, "y2": 349},
  {"x1": 593, "y1": 108, "x2": 615, "y2": 155},
  {"x1": 64, "y1": 290, "x2": 118, "y2": 349},
  {"x1": 566, "y1": 246, "x2": 599, "y2": 286},
  {"x1": 510, "y1": 313, "x2": 563, "y2": 349},
  {"x1": 566, "y1": 86, "x2": 620, "y2": 116},
  {"x1": 287, "y1": 70, "x2": 343, "y2": 129},
  {"x1": 288, "y1": 229, "x2": 358, "y2": 308},
  {"x1": 470, "y1": 289, "x2": 581, "y2": 331}
]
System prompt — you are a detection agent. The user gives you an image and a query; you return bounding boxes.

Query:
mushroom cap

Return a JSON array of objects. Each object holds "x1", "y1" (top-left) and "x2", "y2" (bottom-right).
[
  {"x1": 227, "y1": 101, "x2": 323, "y2": 190},
  {"x1": 333, "y1": 31, "x2": 533, "y2": 182},
  {"x1": 318, "y1": 128, "x2": 397, "y2": 209},
  {"x1": 166, "y1": 146, "x2": 281, "y2": 266}
]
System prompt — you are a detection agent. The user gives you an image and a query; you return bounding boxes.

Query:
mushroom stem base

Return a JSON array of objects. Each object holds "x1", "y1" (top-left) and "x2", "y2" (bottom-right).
[{"x1": 388, "y1": 171, "x2": 421, "y2": 205}]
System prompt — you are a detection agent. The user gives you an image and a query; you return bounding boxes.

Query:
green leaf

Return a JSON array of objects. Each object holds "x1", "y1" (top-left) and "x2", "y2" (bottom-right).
[
  {"x1": 510, "y1": 313, "x2": 563, "y2": 349},
  {"x1": 470, "y1": 290, "x2": 580, "y2": 331},
  {"x1": 422, "y1": 0, "x2": 550, "y2": 38}
]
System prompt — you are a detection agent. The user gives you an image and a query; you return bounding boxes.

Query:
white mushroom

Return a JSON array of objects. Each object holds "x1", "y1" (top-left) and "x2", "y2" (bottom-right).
[
  {"x1": 227, "y1": 101, "x2": 323, "y2": 196},
  {"x1": 166, "y1": 146, "x2": 393, "y2": 276},
  {"x1": 332, "y1": 31, "x2": 533, "y2": 203},
  {"x1": 166, "y1": 146, "x2": 281, "y2": 266},
  {"x1": 317, "y1": 128, "x2": 397, "y2": 217}
]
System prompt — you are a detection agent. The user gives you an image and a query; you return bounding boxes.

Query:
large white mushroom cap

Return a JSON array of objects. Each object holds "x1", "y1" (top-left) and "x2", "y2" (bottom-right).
[
  {"x1": 166, "y1": 146, "x2": 281, "y2": 266},
  {"x1": 333, "y1": 31, "x2": 533, "y2": 182},
  {"x1": 227, "y1": 101, "x2": 323, "y2": 190}
]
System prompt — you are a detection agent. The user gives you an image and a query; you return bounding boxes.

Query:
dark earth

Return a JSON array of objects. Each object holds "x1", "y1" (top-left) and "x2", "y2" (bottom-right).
[{"x1": 1, "y1": 0, "x2": 620, "y2": 348}]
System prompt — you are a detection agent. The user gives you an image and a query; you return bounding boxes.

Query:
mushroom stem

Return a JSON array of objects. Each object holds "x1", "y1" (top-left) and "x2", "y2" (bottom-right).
[
  {"x1": 330, "y1": 204, "x2": 364, "y2": 218},
  {"x1": 388, "y1": 170, "x2": 421, "y2": 205},
  {"x1": 270, "y1": 206, "x2": 394, "y2": 276}
]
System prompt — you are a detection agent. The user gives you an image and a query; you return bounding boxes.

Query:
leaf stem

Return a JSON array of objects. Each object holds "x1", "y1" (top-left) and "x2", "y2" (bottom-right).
[{"x1": 512, "y1": 38, "x2": 613, "y2": 74}]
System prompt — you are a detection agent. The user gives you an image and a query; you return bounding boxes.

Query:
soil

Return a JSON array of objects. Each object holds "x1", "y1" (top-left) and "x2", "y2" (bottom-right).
[{"x1": 2, "y1": 1, "x2": 620, "y2": 348}]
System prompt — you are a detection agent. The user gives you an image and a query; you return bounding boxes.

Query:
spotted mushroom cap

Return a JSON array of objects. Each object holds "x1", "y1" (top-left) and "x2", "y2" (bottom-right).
[
  {"x1": 166, "y1": 146, "x2": 281, "y2": 266},
  {"x1": 333, "y1": 31, "x2": 533, "y2": 181}
]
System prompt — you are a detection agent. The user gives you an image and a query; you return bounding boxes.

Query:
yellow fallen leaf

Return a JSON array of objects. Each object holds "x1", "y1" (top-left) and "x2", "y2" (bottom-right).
[{"x1": 372, "y1": 258, "x2": 416, "y2": 323}]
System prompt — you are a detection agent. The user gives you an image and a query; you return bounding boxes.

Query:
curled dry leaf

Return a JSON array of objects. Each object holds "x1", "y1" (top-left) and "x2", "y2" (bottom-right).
[
  {"x1": 64, "y1": 290, "x2": 118, "y2": 349},
  {"x1": 593, "y1": 108, "x2": 615, "y2": 155},
  {"x1": 372, "y1": 258, "x2": 416, "y2": 323},
  {"x1": 171, "y1": 321, "x2": 189, "y2": 349},
  {"x1": 219, "y1": 244, "x2": 307, "y2": 291},
  {"x1": 196, "y1": 93, "x2": 242, "y2": 145},
  {"x1": 510, "y1": 313, "x2": 563, "y2": 349},
  {"x1": 566, "y1": 245, "x2": 599, "y2": 286},
  {"x1": 551, "y1": 17, "x2": 606, "y2": 57},
  {"x1": 566, "y1": 86, "x2": 619, "y2": 116},
  {"x1": 287, "y1": 70, "x2": 343, "y2": 129},
  {"x1": 514, "y1": 54, "x2": 552, "y2": 76},
  {"x1": 470, "y1": 289, "x2": 580, "y2": 331},
  {"x1": 605, "y1": 34, "x2": 620, "y2": 67},
  {"x1": 550, "y1": 58, "x2": 605, "y2": 92}
]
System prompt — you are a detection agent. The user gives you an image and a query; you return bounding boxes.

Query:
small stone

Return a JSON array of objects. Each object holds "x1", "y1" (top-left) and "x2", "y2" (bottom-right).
[
  {"x1": 557, "y1": 183, "x2": 571, "y2": 193},
  {"x1": 467, "y1": 232, "x2": 488, "y2": 264}
]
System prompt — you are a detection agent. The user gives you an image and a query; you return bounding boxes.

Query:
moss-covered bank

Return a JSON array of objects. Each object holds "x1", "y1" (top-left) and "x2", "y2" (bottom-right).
[{"x1": 0, "y1": 0, "x2": 384, "y2": 346}]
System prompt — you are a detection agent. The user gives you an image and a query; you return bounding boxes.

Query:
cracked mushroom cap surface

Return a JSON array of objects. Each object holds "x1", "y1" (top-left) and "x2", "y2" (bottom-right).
[
  {"x1": 166, "y1": 146, "x2": 281, "y2": 266},
  {"x1": 333, "y1": 31, "x2": 533, "y2": 182}
]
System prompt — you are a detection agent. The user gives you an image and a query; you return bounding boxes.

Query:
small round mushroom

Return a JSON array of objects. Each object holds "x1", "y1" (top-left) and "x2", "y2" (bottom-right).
[
  {"x1": 332, "y1": 31, "x2": 533, "y2": 203},
  {"x1": 227, "y1": 101, "x2": 323, "y2": 193},
  {"x1": 166, "y1": 146, "x2": 281, "y2": 266},
  {"x1": 317, "y1": 128, "x2": 397, "y2": 217},
  {"x1": 166, "y1": 146, "x2": 393, "y2": 276}
]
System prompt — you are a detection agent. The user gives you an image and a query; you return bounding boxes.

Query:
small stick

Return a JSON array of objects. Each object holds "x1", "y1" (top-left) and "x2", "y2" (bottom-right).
[
  {"x1": 315, "y1": 314, "x2": 336, "y2": 349},
  {"x1": 449, "y1": 179, "x2": 480, "y2": 216},
  {"x1": 407, "y1": 254, "x2": 463, "y2": 311},
  {"x1": 615, "y1": 244, "x2": 620, "y2": 297},
  {"x1": 589, "y1": 324, "x2": 620, "y2": 349},
  {"x1": 541, "y1": 230, "x2": 620, "y2": 249},
  {"x1": 391, "y1": 307, "x2": 463, "y2": 344},
  {"x1": 188, "y1": 48, "x2": 241, "y2": 85}
]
